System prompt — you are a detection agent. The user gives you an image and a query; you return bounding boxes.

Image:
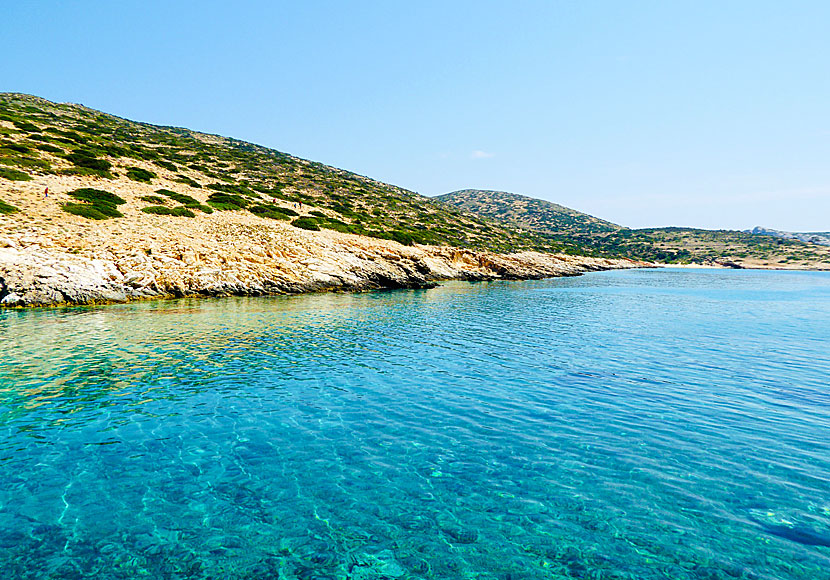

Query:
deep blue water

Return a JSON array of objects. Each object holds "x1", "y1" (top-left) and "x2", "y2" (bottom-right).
[{"x1": 1, "y1": 268, "x2": 829, "y2": 580}]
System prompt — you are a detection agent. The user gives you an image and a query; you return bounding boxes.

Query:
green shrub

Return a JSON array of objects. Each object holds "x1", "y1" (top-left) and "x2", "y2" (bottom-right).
[
  {"x1": 322, "y1": 221, "x2": 364, "y2": 235},
  {"x1": 11, "y1": 120, "x2": 39, "y2": 133},
  {"x1": 0, "y1": 167, "x2": 32, "y2": 181},
  {"x1": 141, "y1": 205, "x2": 195, "y2": 217},
  {"x1": 207, "y1": 192, "x2": 248, "y2": 210},
  {"x1": 62, "y1": 203, "x2": 114, "y2": 220},
  {"x1": 291, "y1": 217, "x2": 320, "y2": 231},
  {"x1": 0, "y1": 199, "x2": 21, "y2": 214},
  {"x1": 140, "y1": 195, "x2": 168, "y2": 205},
  {"x1": 153, "y1": 159, "x2": 177, "y2": 171},
  {"x1": 96, "y1": 143, "x2": 127, "y2": 157},
  {"x1": 309, "y1": 210, "x2": 327, "y2": 218},
  {"x1": 185, "y1": 203, "x2": 213, "y2": 214},
  {"x1": 125, "y1": 167, "x2": 157, "y2": 182},
  {"x1": 155, "y1": 188, "x2": 199, "y2": 205},
  {"x1": 1, "y1": 142, "x2": 30, "y2": 154},
  {"x1": 174, "y1": 175, "x2": 202, "y2": 188},
  {"x1": 0, "y1": 154, "x2": 51, "y2": 170},
  {"x1": 66, "y1": 151, "x2": 112, "y2": 171},
  {"x1": 207, "y1": 182, "x2": 255, "y2": 197},
  {"x1": 68, "y1": 188, "x2": 126, "y2": 206},
  {"x1": 248, "y1": 204, "x2": 294, "y2": 220},
  {"x1": 33, "y1": 143, "x2": 63, "y2": 154},
  {"x1": 60, "y1": 166, "x2": 113, "y2": 178}
]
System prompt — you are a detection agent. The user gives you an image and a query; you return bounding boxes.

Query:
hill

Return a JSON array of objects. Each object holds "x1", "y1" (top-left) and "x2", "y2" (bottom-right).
[
  {"x1": 435, "y1": 189, "x2": 620, "y2": 236},
  {"x1": 436, "y1": 189, "x2": 830, "y2": 268},
  {"x1": 0, "y1": 94, "x2": 637, "y2": 306}
]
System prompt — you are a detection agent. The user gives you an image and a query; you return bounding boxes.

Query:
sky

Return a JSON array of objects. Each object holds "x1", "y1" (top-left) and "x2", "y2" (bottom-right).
[{"x1": 3, "y1": 1, "x2": 830, "y2": 231}]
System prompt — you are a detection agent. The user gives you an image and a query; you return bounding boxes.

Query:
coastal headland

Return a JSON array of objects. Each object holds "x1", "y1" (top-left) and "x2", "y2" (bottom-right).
[{"x1": 0, "y1": 178, "x2": 639, "y2": 307}]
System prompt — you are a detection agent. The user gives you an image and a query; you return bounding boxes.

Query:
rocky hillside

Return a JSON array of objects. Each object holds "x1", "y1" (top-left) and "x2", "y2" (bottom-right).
[
  {"x1": 436, "y1": 189, "x2": 830, "y2": 269},
  {"x1": 0, "y1": 93, "x2": 641, "y2": 306},
  {"x1": 0, "y1": 93, "x2": 580, "y2": 255}
]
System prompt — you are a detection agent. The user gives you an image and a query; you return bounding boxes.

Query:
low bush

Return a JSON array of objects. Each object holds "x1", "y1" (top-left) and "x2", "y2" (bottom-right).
[
  {"x1": 186, "y1": 203, "x2": 214, "y2": 214},
  {"x1": 291, "y1": 217, "x2": 320, "y2": 231},
  {"x1": 321, "y1": 221, "x2": 365, "y2": 235},
  {"x1": 0, "y1": 199, "x2": 21, "y2": 214},
  {"x1": 174, "y1": 175, "x2": 202, "y2": 188},
  {"x1": 141, "y1": 205, "x2": 195, "y2": 217},
  {"x1": 60, "y1": 166, "x2": 113, "y2": 179},
  {"x1": 62, "y1": 188, "x2": 125, "y2": 220},
  {"x1": 309, "y1": 210, "x2": 327, "y2": 218},
  {"x1": 0, "y1": 167, "x2": 32, "y2": 181},
  {"x1": 125, "y1": 167, "x2": 157, "y2": 182},
  {"x1": 33, "y1": 143, "x2": 63, "y2": 154},
  {"x1": 248, "y1": 204, "x2": 294, "y2": 220},
  {"x1": 1, "y1": 142, "x2": 30, "y2": 154},
  {"x1": 155, "y1": 188, "x2": 199, "y2": 205},
  {"x1": 68, "y1": 188, "x2": 126, "y2": 206},
  {"x1": 153, "y1": 159, "x2": 177, "y2": 171},
  {"x1": 1, "y1": 154, "x2": 51, "y2": 170},
  {"x1": 12, "y1": 120, "x2": 39, "y2": 133},
  {"x1": 66, "y1": 151, "x2": 112, "y2": 171},
  {"x1": 207, "y1": 182, "x2": 255, "y2": 197},
  {"x1": 62, "y1": 203, "x2": 114, "y2": 220},
  {"x1": 140, "y1": 195, "x2": 168, "y2": 205},
  {"x1": 207, "y1": 192, "x2": 248, "y2": 210}
]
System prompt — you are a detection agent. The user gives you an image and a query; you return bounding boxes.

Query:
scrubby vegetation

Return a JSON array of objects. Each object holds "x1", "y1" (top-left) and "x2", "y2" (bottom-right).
[
  {"x1": 0, "y1": 198, "x2": 20, "y2": 214},
  {"x1": 65, "y1": 150, "x2": 112, "y2": 172},
  {"x1": 249, "y1": 204, "x2": 295, "y2": 220},
  {"x1": 0, "y1": 167, "x2": 31, "y2": 181},
  {"x1": 141, "y1": 205, "x2": 195, "y2": 217},
  {"x1": 62, "y1": 188, "x2": 125, "y2": 220},
  {"x1": 291, "y1": 217, "x2": 321, "y2": 231},
  {"x1": 63, "y1": 203, "x2": 117, "y2": 220},
  {"x1": 140, "y1": 195, "x2": 168, "y2": 205},
  {"x1": 126, "y1": 166, "x2": 156, "y2": 182}
]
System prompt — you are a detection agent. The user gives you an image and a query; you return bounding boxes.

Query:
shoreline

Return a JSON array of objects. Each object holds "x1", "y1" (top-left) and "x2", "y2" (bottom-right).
[{"x1": 0, "y1": 228, "x2": 646, "y2": 308}]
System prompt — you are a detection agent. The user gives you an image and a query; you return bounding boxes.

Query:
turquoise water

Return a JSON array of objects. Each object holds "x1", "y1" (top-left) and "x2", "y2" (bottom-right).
[{"x1": 1, "y1": 268, "x2": 829, "y2": 579}]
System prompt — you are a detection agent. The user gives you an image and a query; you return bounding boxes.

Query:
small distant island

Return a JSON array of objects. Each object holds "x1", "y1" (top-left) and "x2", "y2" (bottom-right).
[{"x1": 1, "y1": 93, "x2": 827, "y2": 307}]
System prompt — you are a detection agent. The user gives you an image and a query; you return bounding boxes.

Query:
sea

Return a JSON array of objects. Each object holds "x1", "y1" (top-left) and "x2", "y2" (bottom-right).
[{"x1": 0, "y1": 268, "x2": 828, "y2": 580}]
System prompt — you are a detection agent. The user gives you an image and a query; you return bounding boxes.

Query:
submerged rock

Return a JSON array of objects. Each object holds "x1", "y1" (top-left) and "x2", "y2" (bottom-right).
[{"x1": 749, "y1": 508, "x2": 830, "y2": 547}]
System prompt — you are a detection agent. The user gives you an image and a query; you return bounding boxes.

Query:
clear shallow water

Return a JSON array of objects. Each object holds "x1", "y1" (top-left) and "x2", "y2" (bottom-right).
[{"x1": 1, "y1": 268, "x2": 829, "y2": 580}]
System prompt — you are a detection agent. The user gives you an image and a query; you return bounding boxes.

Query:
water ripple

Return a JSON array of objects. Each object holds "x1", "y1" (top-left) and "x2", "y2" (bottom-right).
[{"x1": 0, "y1": 269, "x2": 829, "y2": 579}]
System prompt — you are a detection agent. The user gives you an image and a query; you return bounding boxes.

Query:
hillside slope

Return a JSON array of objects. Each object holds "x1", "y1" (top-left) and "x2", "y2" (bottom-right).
[
  {"x1": 436, "y1": 189, "x2": 830, "y2": 269},
  {"x1": 0, "y1": 93, "x2": 581, "y2": 254}
]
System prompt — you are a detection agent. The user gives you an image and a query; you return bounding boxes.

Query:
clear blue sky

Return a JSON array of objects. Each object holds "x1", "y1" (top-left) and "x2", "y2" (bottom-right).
[{"x1": 4, "y1": 1, "x2": 830, "y2": 231}]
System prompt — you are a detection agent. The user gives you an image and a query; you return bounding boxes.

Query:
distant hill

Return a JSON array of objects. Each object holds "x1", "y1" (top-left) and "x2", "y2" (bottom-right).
[
  {"x1": 748, "y1": 227, "x2": 830, "y2": 247},
  {"x1": 436, "y1": 189, "x2": 830, "y2": 268},
  {"x1": 435, "y1": 189, "x2": 620, "y2": 236}
]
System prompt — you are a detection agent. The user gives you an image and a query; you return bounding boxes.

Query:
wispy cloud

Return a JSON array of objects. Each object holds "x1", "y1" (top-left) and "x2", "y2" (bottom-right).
[{"x1": 470, "y1": 150, "x2": 495, "y2": 159}]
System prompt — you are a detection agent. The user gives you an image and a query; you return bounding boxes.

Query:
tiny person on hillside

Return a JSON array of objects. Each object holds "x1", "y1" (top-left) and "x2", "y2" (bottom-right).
[{"x1": 44, "y1": 187, "x2": 49, "y2": 198}]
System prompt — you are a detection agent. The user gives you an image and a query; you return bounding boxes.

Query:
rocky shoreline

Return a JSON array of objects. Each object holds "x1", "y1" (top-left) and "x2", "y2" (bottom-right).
[{"x1": 0, "y1": 227, "x2": 642, "y2": 307}]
